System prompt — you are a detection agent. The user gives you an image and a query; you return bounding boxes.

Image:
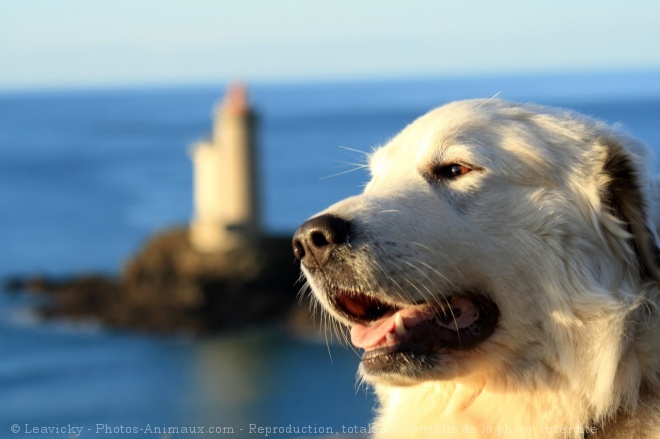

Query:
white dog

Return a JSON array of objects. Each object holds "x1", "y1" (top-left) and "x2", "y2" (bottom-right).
[{"x1": 293, "y1": 99, "x2": 660, "y2": 438}]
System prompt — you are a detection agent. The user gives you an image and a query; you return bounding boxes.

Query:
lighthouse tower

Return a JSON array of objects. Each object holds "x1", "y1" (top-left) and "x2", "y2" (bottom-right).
[{"x1": 190, "y1": 84, "x2": 260, "y2": 252}]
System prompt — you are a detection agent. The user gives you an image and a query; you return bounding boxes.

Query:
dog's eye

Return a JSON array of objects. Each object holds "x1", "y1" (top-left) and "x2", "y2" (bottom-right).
[{"x1": 431, "y1": 163, "x2": 472, "y2": 180}]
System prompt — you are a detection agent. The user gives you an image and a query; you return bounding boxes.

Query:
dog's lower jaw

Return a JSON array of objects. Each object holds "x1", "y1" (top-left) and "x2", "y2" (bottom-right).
[{"x1": 358, "y1": 349, "x2": 464, "y2": 388}]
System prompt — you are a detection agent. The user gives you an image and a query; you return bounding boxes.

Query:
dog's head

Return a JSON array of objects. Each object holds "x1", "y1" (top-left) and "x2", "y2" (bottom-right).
[{"x1": 293, "y1": 99, "x2": 660, "y2": 403}]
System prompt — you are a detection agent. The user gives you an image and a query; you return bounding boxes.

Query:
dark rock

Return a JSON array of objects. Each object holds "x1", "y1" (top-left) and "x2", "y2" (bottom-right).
[{"x1": 6, "y1": 227, "x2": 314, "y2": 334}]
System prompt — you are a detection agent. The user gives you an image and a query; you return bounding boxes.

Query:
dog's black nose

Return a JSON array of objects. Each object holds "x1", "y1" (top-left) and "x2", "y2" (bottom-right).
[{"x1": 292, "y1": 214, "x2": 351, "y2": 269}]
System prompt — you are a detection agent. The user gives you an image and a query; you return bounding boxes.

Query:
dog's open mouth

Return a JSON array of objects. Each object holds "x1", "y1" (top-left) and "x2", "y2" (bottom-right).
[{"x1": 331, "y1": 290, "x2": 499, "y2": 360}]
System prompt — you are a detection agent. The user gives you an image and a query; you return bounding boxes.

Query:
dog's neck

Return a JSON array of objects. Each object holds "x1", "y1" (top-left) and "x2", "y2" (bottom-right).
[
  {"x1": 371, "y1": 324, "x2": 660, "y2": 439},
  {"x1": 372, "y1": 379, "x2": 598, "y2": 439}
]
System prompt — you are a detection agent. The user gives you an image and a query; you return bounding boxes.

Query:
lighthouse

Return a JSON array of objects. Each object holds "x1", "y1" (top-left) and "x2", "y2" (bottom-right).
[{"x1": 190, "y1": 84, "x2": 260, "y2": 252}]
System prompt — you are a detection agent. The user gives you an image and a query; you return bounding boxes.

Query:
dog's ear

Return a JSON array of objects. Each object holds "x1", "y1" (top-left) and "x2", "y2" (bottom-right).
[{"x1": 599, "y1": 137, "x2": 660, "y2": 282}]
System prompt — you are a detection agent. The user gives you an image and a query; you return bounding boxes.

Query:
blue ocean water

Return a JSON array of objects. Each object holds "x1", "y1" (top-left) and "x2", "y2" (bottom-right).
[{"x1": 1, "y1": 71, "x2": 660, "y2": 438}]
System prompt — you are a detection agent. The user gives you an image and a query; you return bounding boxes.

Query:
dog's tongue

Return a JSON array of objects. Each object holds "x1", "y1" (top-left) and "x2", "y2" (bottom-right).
[
  {"x1": 349, "y1": 297, "x2": 481, "y2": 350},
  {"x1": 350, "y1": 307, "x2": 435, "y2": 349}
]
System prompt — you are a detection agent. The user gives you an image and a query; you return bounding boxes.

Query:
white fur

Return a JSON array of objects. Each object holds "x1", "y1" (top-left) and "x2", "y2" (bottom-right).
[{"x1": 301, "y1": 99, "x2": 660, "y2": 438}]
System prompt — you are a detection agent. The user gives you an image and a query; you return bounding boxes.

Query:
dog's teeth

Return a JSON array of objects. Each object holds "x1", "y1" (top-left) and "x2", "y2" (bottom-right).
[
  {"x1": 386, "y1": 332, "x2": 396, "y2": 342},
  {"x1": 394, "y1": 312, "x2": 407, "y2": 335}
]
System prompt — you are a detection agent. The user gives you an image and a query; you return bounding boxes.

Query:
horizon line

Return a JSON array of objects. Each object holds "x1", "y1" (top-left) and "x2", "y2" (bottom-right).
[{"x1": 1, "y1": 67, "x2": 660, "y2": 95}]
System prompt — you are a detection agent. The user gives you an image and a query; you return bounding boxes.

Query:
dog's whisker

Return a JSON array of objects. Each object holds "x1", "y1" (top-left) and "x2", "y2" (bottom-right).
[
  {"x1": 476, "y1": 92, "x2": 502, "y2": 108},
  {"x1": 338, "y1": 145, "x2": 370, "y2": 156},
  {"x1": 355, "y1": 369, "x2": 369, "y2": 395},
  {"x1": 319, "y1": 165, "x2": 369, "y2": 180},
  {"x1": 403, "y1": 262, "x2": 463, "y2": 339},
  {"x1": 392, "y1": 247, "x2": 458, "y2": 303},
  {"x1": 296, "y1": 281, "x2": 311, "y2": 305},
  {"x1": 411, "y1": 243, "x2": 462, "y2": 289},
  {"x1": 319, "y1": 145, "x2": 370, "y2": 180},
  {"x1": 321, "y1": 311, "x2": 334, "y2": 364},
  {"x1": 405, "y1": 258, "x2": 470, "y2": 338},
  {"x1": 371, "y1": 257, "x2": 412, "y2": 303},
  {"x1": 401, "y1": 260, "x2": 453, "y2": 307},
  {"x1": 324, "y1": 159, "x2": 369, "y2": 170}
]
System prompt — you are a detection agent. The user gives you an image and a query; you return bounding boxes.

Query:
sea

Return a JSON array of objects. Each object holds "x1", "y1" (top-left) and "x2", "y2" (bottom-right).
[{"x1": 1, "y1": 71, "x2": 659, "y2": 438}]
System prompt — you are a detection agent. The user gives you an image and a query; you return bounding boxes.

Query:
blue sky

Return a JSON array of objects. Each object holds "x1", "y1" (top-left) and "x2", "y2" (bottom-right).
[{"x1": 2, "y1": 0, "x2": 660, "y2": 90}]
